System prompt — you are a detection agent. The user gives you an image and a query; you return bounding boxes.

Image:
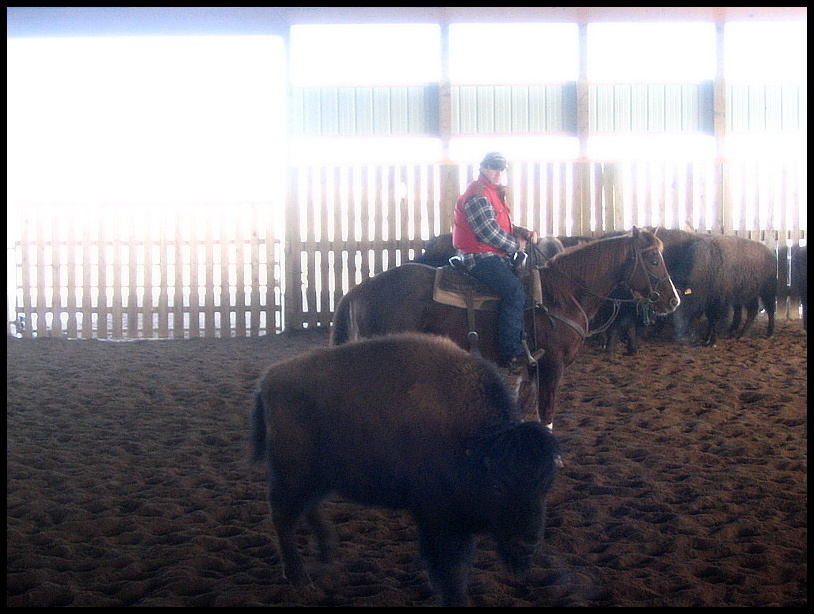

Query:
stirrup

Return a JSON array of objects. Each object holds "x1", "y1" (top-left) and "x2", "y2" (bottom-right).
[{"x1": 521, "y1": 338, "x2": 537, "y2": 367}]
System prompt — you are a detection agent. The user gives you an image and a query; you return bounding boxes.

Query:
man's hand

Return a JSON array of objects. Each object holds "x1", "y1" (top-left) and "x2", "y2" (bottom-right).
[{"x1": 517, "y1": 229, "x2": 538, "y2": 252}]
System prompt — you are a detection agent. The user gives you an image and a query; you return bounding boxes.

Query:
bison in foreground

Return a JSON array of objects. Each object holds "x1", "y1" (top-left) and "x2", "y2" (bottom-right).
[{"x1": 250, "y1": 333, "x2": 560, "y2": 607}]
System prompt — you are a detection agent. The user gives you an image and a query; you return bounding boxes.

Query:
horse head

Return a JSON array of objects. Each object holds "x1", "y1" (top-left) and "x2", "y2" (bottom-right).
[{"x1": 624, "y1": 227, "x2": 681, "y2": 316}]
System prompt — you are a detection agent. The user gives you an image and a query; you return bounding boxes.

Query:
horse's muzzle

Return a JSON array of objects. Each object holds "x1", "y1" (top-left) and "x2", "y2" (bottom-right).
[{"x1": 648, "y1": 289, "x2": 680, "y2": 313}]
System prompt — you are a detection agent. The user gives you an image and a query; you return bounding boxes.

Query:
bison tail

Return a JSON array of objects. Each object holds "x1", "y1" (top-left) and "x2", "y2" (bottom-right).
[
  {"x1": 250, "y1": 390, "x2": 267, "y2": 464},
  {"x1": 329, "y1": 293, "x2": 359, "y2": 346}
]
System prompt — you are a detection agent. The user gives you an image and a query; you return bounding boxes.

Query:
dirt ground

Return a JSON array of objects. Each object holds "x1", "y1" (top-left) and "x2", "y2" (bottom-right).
[{"x1": 6, "y1": 317, "x2": 807, "y2": 607}]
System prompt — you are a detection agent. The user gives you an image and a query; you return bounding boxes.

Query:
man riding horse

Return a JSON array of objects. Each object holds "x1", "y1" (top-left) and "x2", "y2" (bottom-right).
[{"x1": 452, "y1": 151, "x2": 538, "y2": 376}]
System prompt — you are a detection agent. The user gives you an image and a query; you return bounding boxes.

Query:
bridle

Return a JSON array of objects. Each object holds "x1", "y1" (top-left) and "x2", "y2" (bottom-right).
[
  {"x1": 623, "y1": 243, "x2": 673, "y2": 307},
  {"x1": 527, "y1": 236, "x2": 671, "y2": 340}
]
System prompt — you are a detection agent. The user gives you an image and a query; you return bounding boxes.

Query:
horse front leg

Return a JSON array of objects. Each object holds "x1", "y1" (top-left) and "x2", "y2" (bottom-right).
[
  {"x1": 517, "y1": 369, "x2": 539, "y2": 422},
  {"x1": 535, "y1": 360, "x2": 563, "y2": 432}
]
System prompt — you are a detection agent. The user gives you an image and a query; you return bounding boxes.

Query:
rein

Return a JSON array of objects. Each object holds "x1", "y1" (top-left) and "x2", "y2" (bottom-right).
[
  {"x1": 525, "y1": 241, "x2": 557, "y2": 269},
  {"x1": 531, "y1": 298, "x2": 591, "y2": 339}
]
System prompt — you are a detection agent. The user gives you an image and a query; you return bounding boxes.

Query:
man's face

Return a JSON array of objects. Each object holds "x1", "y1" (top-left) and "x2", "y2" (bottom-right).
[{"x1": 481, "y1": 167, "x2": 504, "y2": 184}]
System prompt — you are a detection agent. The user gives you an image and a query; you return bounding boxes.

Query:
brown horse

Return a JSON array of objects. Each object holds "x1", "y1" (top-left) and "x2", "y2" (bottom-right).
[{"x1": 330, "y1": 227, "x2": 680, "y2": 429}]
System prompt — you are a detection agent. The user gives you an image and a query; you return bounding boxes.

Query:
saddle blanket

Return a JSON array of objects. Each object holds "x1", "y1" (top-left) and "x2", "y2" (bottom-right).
[{"x1": 432, "y1": 265, "x2": 542, "y2": 311}]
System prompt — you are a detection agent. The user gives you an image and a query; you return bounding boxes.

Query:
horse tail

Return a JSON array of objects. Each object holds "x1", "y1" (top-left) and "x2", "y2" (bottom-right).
[{"x1": 329, "y1": 292, "x2": 360, "y2": 346}]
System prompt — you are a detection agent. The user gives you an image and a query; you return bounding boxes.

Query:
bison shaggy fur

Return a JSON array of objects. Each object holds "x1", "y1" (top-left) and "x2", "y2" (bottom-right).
[
  {"x1": 250, "y1": 333, "x2": 560, "y2": 607},
  {"x1": 672, "y1": 234, "x2": 777, "y2": 346}
]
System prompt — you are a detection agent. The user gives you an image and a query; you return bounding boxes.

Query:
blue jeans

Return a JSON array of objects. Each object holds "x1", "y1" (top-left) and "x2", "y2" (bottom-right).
[{"x1": 468, "y1": 256, "x2": 526, "y2": 364}]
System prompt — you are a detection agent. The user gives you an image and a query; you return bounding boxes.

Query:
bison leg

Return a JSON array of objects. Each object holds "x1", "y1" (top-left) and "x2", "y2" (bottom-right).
[
  {"x1": 603, "y1": 329, "x2": 618, "y2": 354},
  {"x1": 749, "y1": 296, "x2": 775, "y2": 338},
  {"x1": 671, "y1": 311, "x2": 695, "y2": 345},
  {"x1": 734, "y1": 302, "x2": 753, "y2": 338},
  {"x1": 270, "y1": 503, "x2": 312, "y2": 585},
  {"x1": 701, "y1": 301, "x2": 727, "y2": 346},
  {"x1": 306, "y1": 506, "x2": 337, "y2": 563},
  {"x1": 728, "y1": 305, "x2": 744, "y2": 338},
  {"x1": 624, "y1": 329, "x2": 638, "y2": 355},
  {"x1": 268, "y1": 481, "x2": 328, "y2": 586},
  {"x1": 701, "y1": 322, "x2": 718, "y2": 346},
  {"x1": 620, "y1": 320, "x2": 638, "y2": 355},
  {"x1": 765, "y1": 305, "x2": 776, "y2": 337},
  {"x1": 417, "y1": 527, "x2": 475, "y2": 607}
]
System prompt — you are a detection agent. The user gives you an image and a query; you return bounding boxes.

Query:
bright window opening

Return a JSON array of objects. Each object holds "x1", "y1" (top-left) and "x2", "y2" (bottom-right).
[
  {"x1": 290, "y1": 23, "x2": 441, "y2": 86},
  {"x1": 7, "y1": 35, "x2": 285, "y2": 207},
  {"x1": 725, "y1": 21, "x2": 807, "y2": 84},
  {"x1": 588, "y1": 22, "x2": 715, "y2": 82},
  {"x1": 449, "y1": 23, "x2": 579, "y2": 84}
]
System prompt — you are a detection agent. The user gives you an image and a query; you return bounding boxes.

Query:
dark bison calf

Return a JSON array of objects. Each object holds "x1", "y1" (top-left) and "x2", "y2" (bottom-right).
[
  {"x1": 592, "y1": 284, "x2": 652, "y2": 355},
  {"x1": 250, "y1": 333, "x2": 560, "y2": 607}
]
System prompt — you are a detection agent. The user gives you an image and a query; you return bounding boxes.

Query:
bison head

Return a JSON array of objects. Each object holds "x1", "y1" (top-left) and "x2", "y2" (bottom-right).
[{"x1": 468, "y1": 421, "x2": 560, "y2": 574}]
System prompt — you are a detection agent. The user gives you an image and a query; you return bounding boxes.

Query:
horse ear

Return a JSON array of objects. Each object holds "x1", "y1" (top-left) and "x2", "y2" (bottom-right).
[{"x1": 631, "y1": 226, "x2": 639, "y2": 238}]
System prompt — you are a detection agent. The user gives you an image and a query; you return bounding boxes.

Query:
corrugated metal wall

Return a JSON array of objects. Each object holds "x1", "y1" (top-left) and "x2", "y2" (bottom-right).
[
  {"x1": 290, "y1": 83, "x2": 805, "y2": 137},
  {"x1": 591, "y1": 83, "x2": 713, "y2": 132},
  {"x1": 728, "y1": 84, "x2": 807, "y2": 131},
  {"x1": 290, "y1": 86, "x2": 437, "y2": 136}
]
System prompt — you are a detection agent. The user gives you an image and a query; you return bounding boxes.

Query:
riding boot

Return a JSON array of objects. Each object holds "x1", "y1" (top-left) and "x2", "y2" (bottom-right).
[{"x1": 506, "y1": 354, "x2": 530, "y2": 376}]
